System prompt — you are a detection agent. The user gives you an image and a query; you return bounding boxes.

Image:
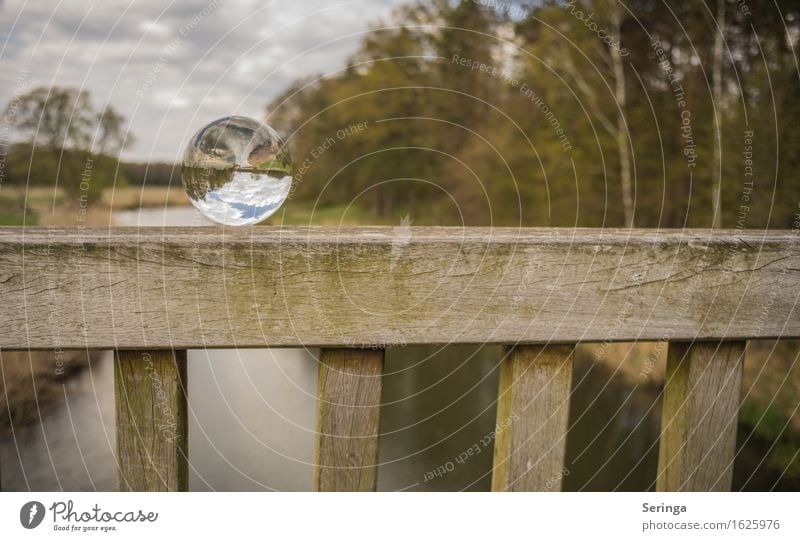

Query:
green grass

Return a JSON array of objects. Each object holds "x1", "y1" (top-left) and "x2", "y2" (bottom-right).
[
  {"x1": 264, "y1": 199, "x2": 389, "y2": 226},
  {"x1": 0, "y1": 188, "x2": 47, "y2": 226},
  {"x1": 0, "y1": 192, "x2": 38, "y2": 225},
  {"x1": 740, "y1": 400, "x2": 800, "y2": 478},
  {"x1": 0, "y1": 212, "x2": 36, "y2": 225}
]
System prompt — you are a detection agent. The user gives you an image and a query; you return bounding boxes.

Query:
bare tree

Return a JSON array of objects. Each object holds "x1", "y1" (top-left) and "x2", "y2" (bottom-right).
[
  {"x1": 711, "y1": 0, "x2": 726, "y2": 228},
  {"x1": 553, "y1": 1, "x2": 634, "y2": 226},
  {"x1": 609, "y1": 4, "x2": 633, "y2": 227},
  {"x1": 96, "y1": 106, "x2": 133, "y2": 156},
  {"x1": 6, "y1": 86, "x2": 94, "y2": 152}
]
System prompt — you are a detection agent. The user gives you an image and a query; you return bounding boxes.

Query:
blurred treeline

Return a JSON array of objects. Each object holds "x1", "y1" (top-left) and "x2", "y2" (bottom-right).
[
  {"x1": 267, "y1": 0, "x2": 800, "y2": 228},
  {"x1": 2, "y1": 142, "x2": 176, "y2": 192},
  {"x1": 1, "y1": 87, "x2": 132, "y2": 200},
  {"x1": 0, "y1": 87, "x2": 176, "y2": 223}
]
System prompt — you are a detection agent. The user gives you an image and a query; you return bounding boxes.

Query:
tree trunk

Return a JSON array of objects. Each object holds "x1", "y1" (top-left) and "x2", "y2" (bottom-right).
[
  {"x1": 711, "y1": 0, "x2": 726, "y2": 228},
  {"x1": 611, "y1": 10, "x2": 633, "y2": 227}
]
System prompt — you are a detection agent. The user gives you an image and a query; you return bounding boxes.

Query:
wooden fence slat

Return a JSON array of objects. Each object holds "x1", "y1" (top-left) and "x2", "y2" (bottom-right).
[
  {"x1": 2, "y1": 228, "x2": 798, "y2": 349},
  {"x1": 656, "y1": 341, "x2": 745, "y2": 491},
  {"x1": 314, "y1": 348, "x2": 384, "y2": 491},
  {"x1": 492, "y1": 345, "x2": 573, "y2": 491},
  {"x1": 115, "y1": 349, "x2": 188, "y2": 491}
]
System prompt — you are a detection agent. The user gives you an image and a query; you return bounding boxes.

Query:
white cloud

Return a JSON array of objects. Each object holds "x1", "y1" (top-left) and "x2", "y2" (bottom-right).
[{"x1": 0, "y1": 0, "x2": 408, "y2": 161}]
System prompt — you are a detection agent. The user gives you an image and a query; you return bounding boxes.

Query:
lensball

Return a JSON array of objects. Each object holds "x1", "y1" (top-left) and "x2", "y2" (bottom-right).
[{"x1": 182, "y1": 116, "x2": 292, "y2": 226}]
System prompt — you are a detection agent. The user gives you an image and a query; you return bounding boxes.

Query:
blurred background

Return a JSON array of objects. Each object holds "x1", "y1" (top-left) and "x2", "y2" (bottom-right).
[{"x1": 0, "y1": 0, "x2": 798, "y2": 490}]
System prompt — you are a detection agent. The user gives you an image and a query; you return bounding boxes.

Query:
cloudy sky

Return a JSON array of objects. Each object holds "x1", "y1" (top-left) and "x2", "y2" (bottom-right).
[{"x1": 0, "y1": 0, "x2": 409, "y2": 161}]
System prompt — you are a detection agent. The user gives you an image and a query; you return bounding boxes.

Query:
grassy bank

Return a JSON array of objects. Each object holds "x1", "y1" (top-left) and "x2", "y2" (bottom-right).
[{"x1": 0, "y1": 350, "x2": 93, "y2": 432}]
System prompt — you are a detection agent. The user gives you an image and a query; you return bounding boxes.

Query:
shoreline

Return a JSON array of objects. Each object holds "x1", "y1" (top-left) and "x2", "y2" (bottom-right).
[{"x1": 0, "y1": 350, "x2": 95, "y2": 432}]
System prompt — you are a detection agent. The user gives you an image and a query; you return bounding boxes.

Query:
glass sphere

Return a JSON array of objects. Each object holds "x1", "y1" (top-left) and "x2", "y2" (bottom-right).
[{"x1": 182, "y1": 116, "x2": 292, "y2": 225}]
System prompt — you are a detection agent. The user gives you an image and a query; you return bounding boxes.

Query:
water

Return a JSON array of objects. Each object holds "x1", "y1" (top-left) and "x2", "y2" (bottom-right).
[
  {"x1": 182, "y1": 116, "x2": 292, "y2": 226},
  {"x1": 0, "y1": 354, "x2": 116, "y2": 491},
  {"x1": 186, "y1": 349, "x2": 318, "y2": 490},
  {"x1": 1, "y1": 349, "x2": 318, "y2": 491},
  {"x1": 112, "y1": 206, "x2": 212, "y2": 227}
]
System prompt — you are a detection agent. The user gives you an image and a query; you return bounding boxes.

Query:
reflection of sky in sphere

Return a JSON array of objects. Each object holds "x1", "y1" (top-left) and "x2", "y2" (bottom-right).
[
  {"x1": 182, "y1": 116, "x2": 293, "y2": 225},
  {"x1": 190, "y1": 172, "x2": 292, "y2": 226}
]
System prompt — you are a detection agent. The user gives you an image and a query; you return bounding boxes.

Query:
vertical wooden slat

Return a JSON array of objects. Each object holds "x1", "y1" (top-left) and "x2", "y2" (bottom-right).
[
  {"x1": 657, "y1": 341, "x2": 745, "y2": 491},
  {"x1": 115, "y1": 349, "x2": 188, "y2": 491},
  {"x1": 314, "y1": 348, "x2": 384, "y2": 491},
  {"x1": 491, "y1": 344, "x2": 573, "y2": 491}
]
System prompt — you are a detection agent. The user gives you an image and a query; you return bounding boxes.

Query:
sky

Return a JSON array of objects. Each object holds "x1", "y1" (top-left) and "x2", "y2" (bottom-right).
[{"x1": 0, "y1": 0, "x2": 409, "y2": 161}]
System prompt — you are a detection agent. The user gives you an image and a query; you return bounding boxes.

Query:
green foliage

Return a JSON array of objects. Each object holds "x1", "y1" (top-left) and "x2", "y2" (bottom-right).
[
  {"x1": 2, "y1": 143, "x2": 127, "y2": 203},
  {"x1": 266, "y1": 0, "x2": 800, "y2": 228},
  {"x1": 740, "y1": 400, "x2": 800, "y2": 478},
  {"x1": 0, "y1": 192, "x2": 36, "y2": 225},
  {"x1": 120, "y1": 161, "x2": 179, "y2": 186}
]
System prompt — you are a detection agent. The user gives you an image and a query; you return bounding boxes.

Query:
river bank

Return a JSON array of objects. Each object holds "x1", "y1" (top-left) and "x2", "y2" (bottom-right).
[{"x1": 0, "y1": 350, "x2": 95, "y2": 431}]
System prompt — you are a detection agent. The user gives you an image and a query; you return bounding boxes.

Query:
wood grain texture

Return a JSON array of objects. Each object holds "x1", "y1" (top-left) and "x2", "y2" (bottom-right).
[
  {"x1": 492, "y1": 345, "x2": 573, "y2": 491},
  {"x1": 0, "y1": 227, "x2": 797, "y2": 349},
  {"x1": 314, "y1": 348, "x2": 384, "y2": 491},
  {"x1": 656, "y1": 341, "x2": 745, "y2": 491},
  {"x1": 115, "y1": 349, "x2": 188, "y2": 491}
]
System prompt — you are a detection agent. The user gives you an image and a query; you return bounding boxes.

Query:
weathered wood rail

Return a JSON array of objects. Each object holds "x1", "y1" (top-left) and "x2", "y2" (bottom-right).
[{"x1": 0, "y1": 227, "x2": 797, "y2": 491}]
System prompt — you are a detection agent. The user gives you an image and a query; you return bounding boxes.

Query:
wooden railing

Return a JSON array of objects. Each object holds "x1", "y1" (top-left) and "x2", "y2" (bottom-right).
[{"x1": 0, "y1": 227, "x2": 797, "y2": 491}]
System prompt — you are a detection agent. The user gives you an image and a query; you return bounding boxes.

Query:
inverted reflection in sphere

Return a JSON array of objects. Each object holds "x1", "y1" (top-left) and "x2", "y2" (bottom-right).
[{"x1": 182, "y1": 116, "x2": 292, "y2": 225}]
